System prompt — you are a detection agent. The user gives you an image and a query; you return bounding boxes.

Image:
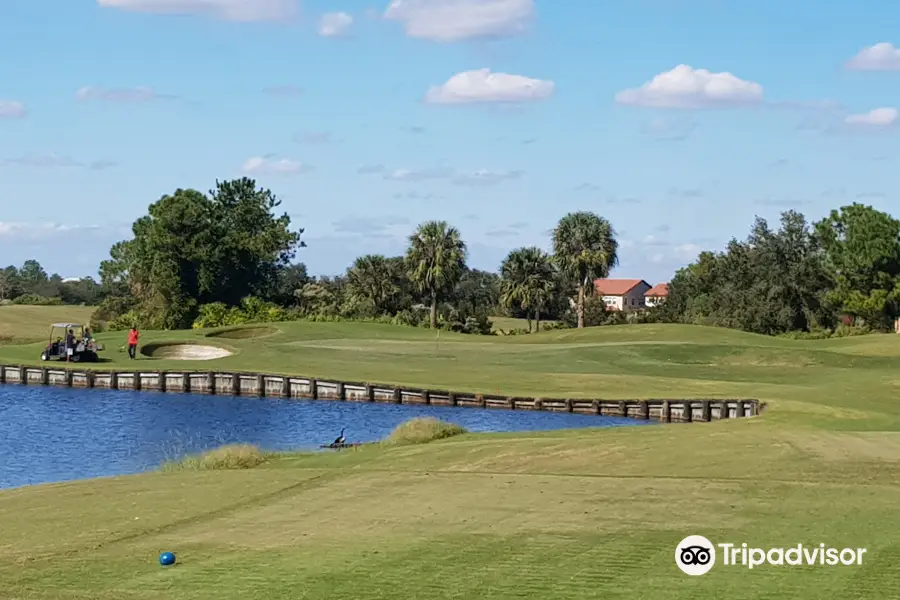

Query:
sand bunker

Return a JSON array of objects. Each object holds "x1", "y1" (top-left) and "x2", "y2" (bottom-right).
[{"x1": 146, "y1": 344, "x2": 233, "y2": 360}]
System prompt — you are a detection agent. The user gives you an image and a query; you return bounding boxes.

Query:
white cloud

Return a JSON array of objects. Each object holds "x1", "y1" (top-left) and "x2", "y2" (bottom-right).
[
  {"x1": 674, "y1": 244, "x2": 702, "y2": 258},
  {"x1": 384, "y1": 166, "x2": 453, "y2": 181},
  {"x1": 0, "y1": 222, "x2": 101, "y2": 239},
  {"x1": 642, "y1": 234, "x2": 669, "y2": 246},
  {"x1": 96, "y1": 0, "x2": 298, "y2": 22},
  {"x1": 615, "y1": 64, "x2": 764, "y2": 109},
  {"x1": 425, "y1": 68, "x2": 554, "y2": 104},
  {"x1": 844, "y1": 107, "x2": 898, "y2": 128},
  {"x1": 75, "y1": 86, "x2": 171, "y2": 102},
  {"x1": 648, "y1": 243, "x2": 702, "y2": 265},
  {"x1": 0, "y1": 100, "x2": 26, "y2": 119},
  {"x1": 383, "y1": 0, "x2": 533, "y2": 41},
  {"x1": 241, "y1": 156, "x2": 312, "y2": 175},
  {"x1": 318, "y1": 11, "x2": 353, "y2": 36},
  {"x1": 452, "y1": 169, "x2": 522, "y2": 186},
  {"x1": 846, "y1": 42, "x2": 900, "y2": 71}
]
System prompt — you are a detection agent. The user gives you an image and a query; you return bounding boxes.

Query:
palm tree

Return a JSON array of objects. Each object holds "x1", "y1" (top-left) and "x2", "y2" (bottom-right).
[
  {"x1": 405, "y1": 221, "x2": 468, "y2": 328},
  {"x1": 552, "y1": 212, "x2": 619, "y2": 328},
  {"x1": 500, "y1": 247, "x2": 556, "y2": 331},
  {"x1": 346, "y1": 254, "x2": 399, "y2": 314}
]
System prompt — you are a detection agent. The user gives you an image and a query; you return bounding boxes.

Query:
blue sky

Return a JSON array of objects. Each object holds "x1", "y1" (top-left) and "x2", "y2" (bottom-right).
[{"x1": 0, "y1": 0, "x2": 898, "y2": 282}]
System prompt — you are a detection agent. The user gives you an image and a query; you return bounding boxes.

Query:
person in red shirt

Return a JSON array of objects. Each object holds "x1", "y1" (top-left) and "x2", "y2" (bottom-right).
[{"x1": 127, "y1": 326, "x2": 139, "y2": 360}]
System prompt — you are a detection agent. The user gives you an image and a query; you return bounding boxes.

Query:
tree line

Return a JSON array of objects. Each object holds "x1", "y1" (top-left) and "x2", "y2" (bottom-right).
[
  {"x1": 659, "y1": 205, "x2": 900, "y2": 337},
  {"x1": 8, "y1": 176, "x2": 900, "y2": 339},
  {"x1": 86, "y1": 178, "x2": 620, "y2": 333},
  {"x1": 0, "y1": 260, "x2": 101, "y2": 306}
]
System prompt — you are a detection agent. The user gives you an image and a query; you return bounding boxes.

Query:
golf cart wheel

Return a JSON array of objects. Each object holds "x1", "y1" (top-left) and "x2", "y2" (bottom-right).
[
  {"x1": 40, "y1": 352, "x2": 48, "y2": 361},
  {"x1": 70, "y1": 354, "x2": 81, "y2": 363}
]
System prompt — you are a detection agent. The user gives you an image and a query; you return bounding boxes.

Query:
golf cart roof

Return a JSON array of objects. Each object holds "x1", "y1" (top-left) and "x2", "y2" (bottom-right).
[{"x1": 51, "y1": 323, "x2": 83, "y2": 328}]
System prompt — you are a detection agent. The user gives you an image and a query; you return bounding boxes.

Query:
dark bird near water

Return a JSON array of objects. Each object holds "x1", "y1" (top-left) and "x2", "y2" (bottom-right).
[{"x1": 334, "y1": 428, "x2": 345, "y2": 445}]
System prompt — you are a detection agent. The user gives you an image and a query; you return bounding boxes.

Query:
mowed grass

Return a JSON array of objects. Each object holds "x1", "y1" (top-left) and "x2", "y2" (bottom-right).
[
  {"x1": 490, "y1": 315, "x2": 559, "y2": 333},
  {"x1": 2, "y1": 309, "x2": 900, "y2": 598},
  {"x1": 0, "y1": 304, "x2": 95, "y2": 344}
]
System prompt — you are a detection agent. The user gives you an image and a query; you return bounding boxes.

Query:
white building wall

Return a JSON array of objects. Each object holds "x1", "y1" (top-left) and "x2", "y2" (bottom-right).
[
  {"x1": 602, "y1": 295, "x2": 624, "y2": 310},
  {"x1": 645, "y1": 295, "x2": 664, "y2": 307}
]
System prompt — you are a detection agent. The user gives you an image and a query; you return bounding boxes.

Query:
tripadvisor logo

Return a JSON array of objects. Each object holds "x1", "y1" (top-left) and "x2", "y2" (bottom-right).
[
  {"x1": 675, "y1": 535, "x2": 867, "y2": 576},
  {"x1": 676, "y1": 535, "x2": 716, "y2": 576}
]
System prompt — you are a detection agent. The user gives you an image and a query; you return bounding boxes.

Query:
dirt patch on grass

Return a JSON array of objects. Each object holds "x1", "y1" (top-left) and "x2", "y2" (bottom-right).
[{"x1": 141, "y1": 343, "x2": 232, "y2": 360}]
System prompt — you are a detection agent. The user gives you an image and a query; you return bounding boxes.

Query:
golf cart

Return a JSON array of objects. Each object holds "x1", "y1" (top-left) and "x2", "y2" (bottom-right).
[{"x1": 40, "y1": 323, "x2": 104, "y2": 363}]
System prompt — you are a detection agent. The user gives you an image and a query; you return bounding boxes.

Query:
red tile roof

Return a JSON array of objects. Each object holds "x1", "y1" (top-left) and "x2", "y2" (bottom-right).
[
  {"x1": 646, "y1": 283, "x2": 669, "y2": 297},
  {"x1": 593, "y1": 278, "x2": 648, "y2": 296}
]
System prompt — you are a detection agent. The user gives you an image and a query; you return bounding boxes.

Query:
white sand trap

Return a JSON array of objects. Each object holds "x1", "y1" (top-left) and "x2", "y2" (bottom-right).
[{"x1": 161, "y1": 344, "x2": 232, "y2": 360}]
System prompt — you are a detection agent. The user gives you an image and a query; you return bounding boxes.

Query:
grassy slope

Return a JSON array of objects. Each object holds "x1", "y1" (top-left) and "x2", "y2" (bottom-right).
[
  {"x1": 0, "y1": 305, "x2": 94, "y2": 344},
  {"x1": 2, "y1": 311, "x2": 900, "y2": 598},
  {"x1": 490, "y1": 315, "x2": 558, "y2": 332}
]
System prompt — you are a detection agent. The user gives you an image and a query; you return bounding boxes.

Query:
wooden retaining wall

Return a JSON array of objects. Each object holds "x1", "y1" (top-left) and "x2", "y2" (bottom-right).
[{"x1": 0, "y1": 364, "x2": 762, "y2": 423}]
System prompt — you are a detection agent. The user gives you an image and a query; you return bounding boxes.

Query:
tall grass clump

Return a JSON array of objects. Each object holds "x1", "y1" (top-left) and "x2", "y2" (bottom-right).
[
  {"x1": 160, "y1": 444, "x2": 269, "y2": 471},
  {"x1": 382, "y1": 417, "x2": 467, "y2": 446}
]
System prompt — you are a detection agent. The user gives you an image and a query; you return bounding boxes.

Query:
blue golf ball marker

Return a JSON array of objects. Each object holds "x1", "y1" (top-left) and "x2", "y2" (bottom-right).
[{"x1": 159, "y1": 552, "x2": 176, "y2": 566}]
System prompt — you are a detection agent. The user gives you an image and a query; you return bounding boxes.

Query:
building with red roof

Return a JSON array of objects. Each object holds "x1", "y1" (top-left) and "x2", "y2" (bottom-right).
[
  {"x1": 593, "y1": 278, "x2": 651, "y2": 311},
  {"x1": 593, "y1": 278, "x2": 669, "y2": 311},
  {"x1": 644, "y1": 283, "x2": 669, "y2": 307}
]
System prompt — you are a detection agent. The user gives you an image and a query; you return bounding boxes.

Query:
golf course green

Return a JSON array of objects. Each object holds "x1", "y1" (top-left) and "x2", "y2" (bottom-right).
[{"x1": 1, "y1": 315, "x2": 899, "y2": 599}]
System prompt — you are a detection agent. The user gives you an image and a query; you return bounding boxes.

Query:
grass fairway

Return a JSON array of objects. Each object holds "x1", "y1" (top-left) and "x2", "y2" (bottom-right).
[
  {"x1": 0, "y1": 305, "x2": 95, "y2": 344},
  {"x1": 490, "y1": 315, "x2": 559, "y2": 333},
  {"x1": 2, "y1": 318, "x2": 900, "y2": 598}
]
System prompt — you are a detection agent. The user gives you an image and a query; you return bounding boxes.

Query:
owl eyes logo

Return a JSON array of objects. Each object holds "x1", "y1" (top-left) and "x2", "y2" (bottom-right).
[
  {"x1": 681, "y1": 545, "x2": 712, "y2": 565},
  {"x1": 675, "y1": 535, "x2": 716, "y2": 575}
]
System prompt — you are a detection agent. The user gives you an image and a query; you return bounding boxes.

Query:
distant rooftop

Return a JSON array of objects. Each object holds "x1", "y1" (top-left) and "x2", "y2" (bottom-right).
[
  {"x1": 646, "y1": 283, "x2": 669, "y2": 297},
  {"x1": 593, "y1": 278, "x2": 648, "y2": 295}
]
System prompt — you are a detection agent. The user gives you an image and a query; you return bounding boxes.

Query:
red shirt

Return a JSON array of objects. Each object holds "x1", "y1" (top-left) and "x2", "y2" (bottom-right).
[{"x1": 128, "y1": 330, "x2": 139, "y2": 345}]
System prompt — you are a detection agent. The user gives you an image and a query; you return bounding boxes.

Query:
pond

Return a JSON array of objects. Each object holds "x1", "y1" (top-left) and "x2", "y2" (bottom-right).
[{"x1": 0, "y1": 385, "x2": 653, "y2": 489}]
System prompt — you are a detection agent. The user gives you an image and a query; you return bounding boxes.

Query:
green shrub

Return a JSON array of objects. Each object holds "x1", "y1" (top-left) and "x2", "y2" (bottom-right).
[
  {"x1": 778, "y1": 327, "x2": 833, "y2": 340},
  {"x1": 392, "y1": 309, "x2": 422, "y2": 327},
  {"x1": 90, "y1": 295, "x2": 133, "y2": 325},
  {"x1": 193, "y1": 302, "x2": 230, "y2": 329},
  {"x1": 561, "y1": 295, "x2": 608, "y2": 328},
  {"x1": 88, "y1": 320, "x2": 108, "y2": 333},
  {"x1": 108, "y1": 310, "x2": 139, "y2": 331},
  {"x1": 832, "y1": 323, "x2": 872, "y2": 338},
  {"x1": 192, "y1": 297, "x2": 289, "y2": 329},
  {"x1": 382, "y1": 417, "x2": 467, "y2": 446},
  {"x1": 160, "y1": 444, "x2": 268, "y2": 471},
  {"x1": 435, "y1": 307, "x2": 493, "y2": 335},
  {"x1": 11, "y1": 294, "x2": 62, "y2": 306},
  {"x1": 778, "y1": 324, "x2": 874, "y2": 339},
  {"x1": 499, "y1": 327, "x2": 530, "y2": 336}
]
